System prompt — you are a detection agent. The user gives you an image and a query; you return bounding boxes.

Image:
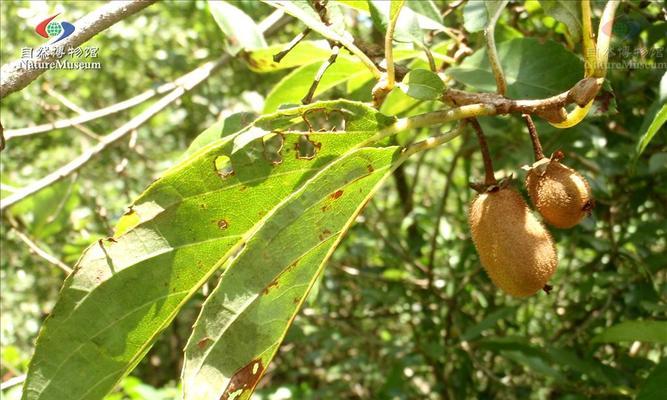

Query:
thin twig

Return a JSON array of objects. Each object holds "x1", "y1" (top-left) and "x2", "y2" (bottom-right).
[
  {"x1": 523, "y1": 114, "x2": 544, "y2": 160},
  {"x1": 484, "y1": 1, "x2": 508, "y2": 95},
  {"x1": 302, "y1": 44, "x2": 339, "y2": 104},
  {"x1": 0, "y1": 0, "x2": 158, "y2": 99},
  {"x1": 273, "y1": 28, "x2": 311, "y2": 63},
  {"x1": 1, "y1": 56, "x2": 227, "y2": 211},
  {"x1": 6, "y1": 218, "x2": 72, "y2": 274},
  {"x1": 5, "y1": 80, "x2": 180, "y2": 140},
  {"x1": 385, "y1": 1, "x2": 404, "y2": 90},
  {"x1": 4, "y1": 9, "x2": 286, "y2": 142},
  {"x1": 469, "y1": 119, "x2": 497, "y2": 185},
  {"x1": 0, "y1": 10, "x2": 287, "y2": 209}
]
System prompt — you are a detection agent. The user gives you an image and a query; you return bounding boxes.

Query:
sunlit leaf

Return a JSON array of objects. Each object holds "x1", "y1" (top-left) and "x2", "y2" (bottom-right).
[
  {"x1": 182, "y1": 146, "x2": 400, "y2": 399},
  {"x1": 20, "y1": 100, "x2": 397, "y2": 400},
  {"x1": 399, "y1": 68, "x2": 445, "y2": 100},
  {"x1": 208, "y1": 0, "x2": 266, "y2": 56}
]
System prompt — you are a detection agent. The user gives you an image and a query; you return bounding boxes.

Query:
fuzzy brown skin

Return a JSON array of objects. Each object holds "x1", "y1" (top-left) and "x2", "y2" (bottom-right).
[
  {"x1": 468, "y1": 188, "x2": 558, "y2": 297},
  {"x1": 526, "y1": 160, "x2": 592, "y2": 229}
]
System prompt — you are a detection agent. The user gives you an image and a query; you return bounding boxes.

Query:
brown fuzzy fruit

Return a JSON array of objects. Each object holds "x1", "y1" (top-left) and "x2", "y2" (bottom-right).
[
  {"x1": 468, "y1": 187, "x2": 558, "y2": 297},
  {"x1": 526, "y1": 158, "x2": 593, "y2": 229}
]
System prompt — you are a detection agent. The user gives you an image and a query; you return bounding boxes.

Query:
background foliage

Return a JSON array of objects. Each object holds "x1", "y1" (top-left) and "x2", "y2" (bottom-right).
[{"x1": 1, "y1": 1, "x2": 665, "y2": 399}]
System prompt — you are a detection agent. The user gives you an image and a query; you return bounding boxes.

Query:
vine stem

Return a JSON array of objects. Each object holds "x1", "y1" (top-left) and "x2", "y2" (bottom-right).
[
  {"x1": 469, "y1": 119, "x2": 497, "y2": 185},
  {"x1": 595, "y1": 0, "x2": 622, "y2": 78},
  {"x1": 523, "y1": 114, "x2": 544, "y2": 160},
  {"x1": 361, "y1": 103, "x2": 496, "y2": 147},
  {"x1": 581, "y1": 0, "x2": 596, "y2": 77},
  {"x1": 485, "y1": 2, "x2": 508, "y2": 95},
  {"x1": 385, "y1": 1, "x2": 405, "y2": 90}
]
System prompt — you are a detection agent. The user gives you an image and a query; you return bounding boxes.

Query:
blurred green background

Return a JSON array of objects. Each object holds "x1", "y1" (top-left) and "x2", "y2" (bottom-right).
[{"x1": 1, "y1": 1, "x2": 665, "y2": 399}]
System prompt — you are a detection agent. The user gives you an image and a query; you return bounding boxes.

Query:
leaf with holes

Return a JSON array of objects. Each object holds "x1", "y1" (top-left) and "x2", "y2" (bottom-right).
[
  {"x1": 182, "y1": 145, "x2": 401, "y2": 399},
  {"x1": 21, "y1": 100, "x2": 397, "y2": 400}
]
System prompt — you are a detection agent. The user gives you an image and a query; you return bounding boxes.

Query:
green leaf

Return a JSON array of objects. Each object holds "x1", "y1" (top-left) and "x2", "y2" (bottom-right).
[
  {"x1": 368, "y1": 0, "x2": 422, "y2": 44},
  {"x1": 404, "y1": 0, "x2": 445, "y2": 31},
  {"x1": 335, "y1": 0, "x2": 370, "y2": 13},
  {"x1": 21, "y1": 100, "x2": 397, "y2": 400},
  {"x1": 446, "y1": 37, "x2": 583, "y2": 98},
  {"x1": 208, "y1": 0, "x2": 267, "y2": 56},
  {"x1": 398, "y1": 68, "x2": 445, "y2": 100},
  {"x1": 463, "y1": 1, "x2": 487, "y2": 33},
  {"x1": 638, "y1": 359, "x2": 667, "y2": 400},
  {"x1": 592, "y1": 320, "x2": 667, "y2": 344},
  {"x1": 636, "y1": 103, "x2": 667, "y2": 158},
  {"x1": 182, "y1": 146, "x2": 400, "y2": 400},
  {"x1": 263, "y1": 56, "x2": 368, "y2": 113},
  {"x1": 485, "y1": 1, "x2": 509, "y2": 24},
  {"x1": 263, "y1": 1, "x2": 350, "y2": 44},
  {"x1": 539, "y1": 0, "x2": 582, "y2": 41},
  {"x1": 243, "y1": 40, "x2": 333, "y2": 73}
]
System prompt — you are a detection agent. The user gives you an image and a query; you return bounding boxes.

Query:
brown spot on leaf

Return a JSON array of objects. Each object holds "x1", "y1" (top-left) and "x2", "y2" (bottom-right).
[
  {"x1": 106, "y1": 237, "x2": 117, "y2": 243},
  {"x1": 318, "y1": 228, "x2": 332, "y2": 241},
  {"x1": 330, "y1": 190, "x2": 343, "y2": 200},
  {"x1": 321, "y1": 205, "x2": 329, "y2": 212},
  {"x1": 197, "y1": 337, "x2": 212, "y2": 350},
  {"x1": 262, "y1": 279, "x2": 279, "y2": 295},
  {"x1": 367, "y1": 164, "x2": 374, "y2": 173},
  {"x1": 217, "y1": 219, "x2": 229, "y2": 230},
  {"x1": 220, "y1": 359, "x2": 265, "y2": 400}
]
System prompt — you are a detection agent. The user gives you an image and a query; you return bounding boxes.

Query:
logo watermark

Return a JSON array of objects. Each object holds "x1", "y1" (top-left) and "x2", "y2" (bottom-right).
[
  {"x1": 21, "y1": 12, "x2": 102, "y2": 71},
  {"x1": 35, "y1": 13, "x2": 75, "y2": 43}
]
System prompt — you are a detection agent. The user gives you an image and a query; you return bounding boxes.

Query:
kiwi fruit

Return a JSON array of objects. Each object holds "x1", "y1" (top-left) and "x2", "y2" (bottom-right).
[
  {"x1": 525, "y1": 157, "x2": 593, "y2": 229},
  {"x1": 468, "y1": 186, "x2": 558, "y2": 297}
]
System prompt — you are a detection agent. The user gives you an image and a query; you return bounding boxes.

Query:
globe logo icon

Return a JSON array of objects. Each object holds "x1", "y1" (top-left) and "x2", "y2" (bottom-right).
[
  {"x1": 35, "y1": 13, "x2": 75, "y2": 43},
  {"x1": 46, "y1": 21, "x2": 62, "y2": 37}
]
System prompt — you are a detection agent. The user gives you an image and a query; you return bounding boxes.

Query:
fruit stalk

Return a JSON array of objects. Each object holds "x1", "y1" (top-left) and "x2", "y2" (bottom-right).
[
  {"x1": 523, "y1": 114, "x2": 544, "y2": 161},
  {"x1": 469, "y1": 118, "x2": 497, "y2": 185}
]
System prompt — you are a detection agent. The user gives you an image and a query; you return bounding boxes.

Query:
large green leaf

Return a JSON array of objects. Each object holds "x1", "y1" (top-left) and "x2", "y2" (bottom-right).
[
  {"x1": 446, "y1": 37, "x2": 583, "y2": 99},
  {"x1": 182, "y1": 145, "x2": 400, "y2": 399},
  {"x1": 592, "y1": 320, "x2": 667, "y2": 344},
  {"x1": 21, "y1": 100, "x2": 396, "y2": 400},
  {"x1": 208, "y1": 1, "x2": 266, "y2": 56}
]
